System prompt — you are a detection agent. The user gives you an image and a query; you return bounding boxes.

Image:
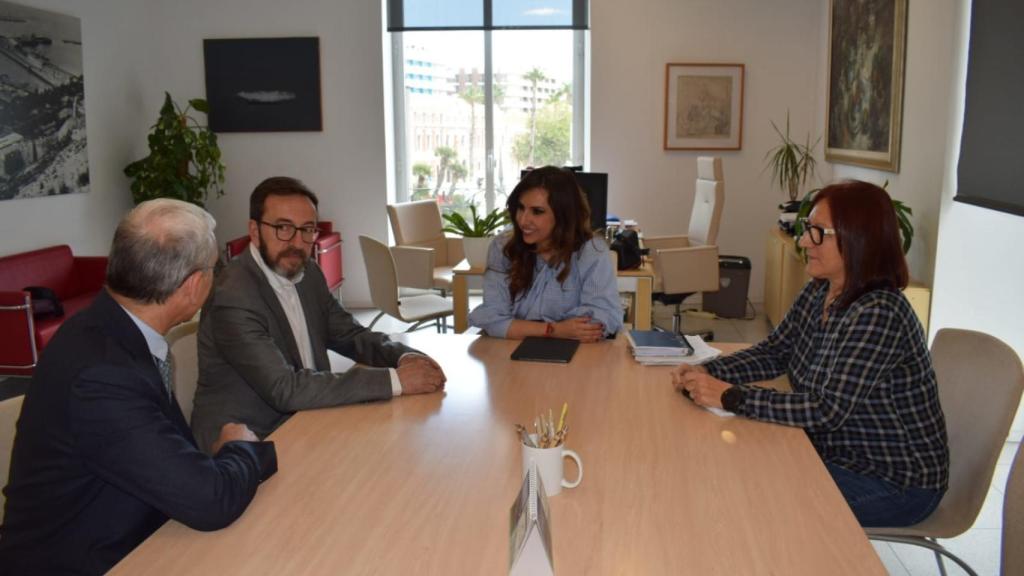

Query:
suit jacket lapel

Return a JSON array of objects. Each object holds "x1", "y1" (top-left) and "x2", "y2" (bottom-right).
[
  {"x1": 296, "y1": 273, "x2": 330, "y2": 372},
  {"x1": 93, "y1": 290, "x2": 197, "y2": 442},
  {"x1": 241, "y1": 249, "x2": 306, "y2": 369}
]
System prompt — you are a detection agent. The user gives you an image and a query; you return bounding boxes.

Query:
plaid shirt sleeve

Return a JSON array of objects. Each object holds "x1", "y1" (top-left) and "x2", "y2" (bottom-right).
[
  {"x1": 737, "y1": 297, "x2": 905, "y2": 428},
  {"x1": 704, "y1": 282, "x2": 818, "y2": 384}
]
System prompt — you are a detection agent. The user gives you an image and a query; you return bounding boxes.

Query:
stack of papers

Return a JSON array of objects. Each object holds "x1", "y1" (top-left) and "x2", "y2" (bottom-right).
[{"x1": 625, "y1": 330, "x2": 721, "y2": 366}]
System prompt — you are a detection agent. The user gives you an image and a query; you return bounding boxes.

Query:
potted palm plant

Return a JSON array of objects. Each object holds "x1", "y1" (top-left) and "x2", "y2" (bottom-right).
[
  {"x1": 124, "y1": 92, "x2": 225, "y2": 207},
  {"x1": 442, "y1": 205, "x2": 510, "y2": 268},
  {"x1": 765, "y1": 112, "x2": 820, "y2": 206}
]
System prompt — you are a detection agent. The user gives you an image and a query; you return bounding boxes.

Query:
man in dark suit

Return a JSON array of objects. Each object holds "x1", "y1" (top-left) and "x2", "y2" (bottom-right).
[
  {"x1": 190, "y1": 177, "x2": 446, "y2": 453},
  {"x1": 0, "y1": 199, "x2": 277, "y2": 575}
]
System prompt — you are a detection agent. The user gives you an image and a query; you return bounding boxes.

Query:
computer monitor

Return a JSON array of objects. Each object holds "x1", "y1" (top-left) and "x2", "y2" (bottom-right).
[{"x1": 518, "y1": 168, "x2": 608, "y2": 231}]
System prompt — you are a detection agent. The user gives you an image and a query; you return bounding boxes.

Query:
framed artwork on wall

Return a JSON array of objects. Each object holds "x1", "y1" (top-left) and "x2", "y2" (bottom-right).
[
  {"x1": 663, "y1": 63, "x2": 744, "y2": 151},
  {"x1": 825, "y1": 0, "x2": 908, "y2": 172},
  {"x1": 203, "y1": 37, "x2": 322, "y2": 133},
  {"x1": 0, "y1": 1, "x2": 89, "y2": 201}
]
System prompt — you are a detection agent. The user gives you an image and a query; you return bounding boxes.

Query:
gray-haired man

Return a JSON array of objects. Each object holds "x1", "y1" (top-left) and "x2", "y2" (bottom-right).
[{"x1": 0, "y1": 199, "x2": 277, "y2": 575}]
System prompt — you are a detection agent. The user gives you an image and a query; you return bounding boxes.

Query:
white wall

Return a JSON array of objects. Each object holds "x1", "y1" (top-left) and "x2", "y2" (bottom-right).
[
  {"x1": 930, "y1": 0, "x2": 1024, "y2": 437},
  {"x1": 139, "y1": 0, "x2": 390, "y2": 306},
  {"x1": 590, "y1": 0, "x2": 824, "y2": 303},
  {"x1": 0, "y1": 0, "x2": 148, "y2": 257},
  {"x1": 0, "y1": 1, "x2": 390, "y2": 306}
]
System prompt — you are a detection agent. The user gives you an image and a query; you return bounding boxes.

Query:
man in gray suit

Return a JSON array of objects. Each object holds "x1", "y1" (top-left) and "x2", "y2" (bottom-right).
[{"x1": 191, "y1": 177, "x2": 446, "y2": 453}]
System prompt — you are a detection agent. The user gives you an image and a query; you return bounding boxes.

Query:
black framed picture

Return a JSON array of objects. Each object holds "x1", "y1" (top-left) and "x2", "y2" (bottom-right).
[{"x1": 203, "y1": 37, "x2": 322, "y2": 132}]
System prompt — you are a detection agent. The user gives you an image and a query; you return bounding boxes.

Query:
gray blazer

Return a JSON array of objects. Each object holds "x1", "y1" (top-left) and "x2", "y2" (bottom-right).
[{"x1": 191, "y1": 249, "x2": 417, "y2": 453}]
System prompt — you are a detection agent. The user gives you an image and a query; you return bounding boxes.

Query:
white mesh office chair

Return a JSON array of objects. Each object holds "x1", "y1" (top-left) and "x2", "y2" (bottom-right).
[
  {"x1": 867, "y1": 328, "x2": 1024, "y2": 576},
  {"x1": 644, "y1": 156, "x2": 725, "y2": 336}
]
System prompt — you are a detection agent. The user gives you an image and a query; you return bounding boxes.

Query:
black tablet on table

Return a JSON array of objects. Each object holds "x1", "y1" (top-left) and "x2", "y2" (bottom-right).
[{"x1": 510, "y1": 337, "x2": 580, "y2": 364}]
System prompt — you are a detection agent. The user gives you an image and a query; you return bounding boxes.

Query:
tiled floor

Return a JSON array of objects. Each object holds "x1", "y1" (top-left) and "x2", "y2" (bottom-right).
[{"x1": 1, "y1": 298, "x2": 1013, "y2": 575}]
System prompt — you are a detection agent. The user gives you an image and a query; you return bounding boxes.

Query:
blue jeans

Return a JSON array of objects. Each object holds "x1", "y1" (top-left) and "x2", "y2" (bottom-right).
[{"x1": 826, "y1": 463, "x2": 944, "y2": 527}]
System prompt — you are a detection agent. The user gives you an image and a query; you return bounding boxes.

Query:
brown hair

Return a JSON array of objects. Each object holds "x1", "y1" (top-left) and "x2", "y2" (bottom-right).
[
  {"x1": 504, "y1": 166, "x2": 593, "y2": 301},
  {"x1": 811, "y1": 180, "x2": 908, "y2": 308},
  {"x1": 250, "y1": 176, "x2": 319, "y2": 221}
]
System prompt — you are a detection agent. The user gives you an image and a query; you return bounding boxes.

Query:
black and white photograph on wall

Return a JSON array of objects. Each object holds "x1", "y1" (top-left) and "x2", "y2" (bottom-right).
[
  {"x1": 0, "y1": 1, "x2": 88, "y2": 201},
  {"x1": 203, "y1": 37, "x2": 322, "y2": 133}
]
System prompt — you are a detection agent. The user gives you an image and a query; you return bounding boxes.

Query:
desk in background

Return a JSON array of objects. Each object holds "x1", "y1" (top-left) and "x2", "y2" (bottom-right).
[
  {"x1": 452, "y1": 260, "x2": 654, "y2": 332},
  {"x1": 112, "y1": 333, "x2": 883, "y2": 575}
]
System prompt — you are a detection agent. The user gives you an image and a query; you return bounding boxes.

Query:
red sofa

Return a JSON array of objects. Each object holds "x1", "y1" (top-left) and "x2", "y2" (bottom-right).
[
  {"x1": 225, "y1": 221, "x2": 344, "y2": 294},
  {"x1": 0, "y1": 245, "x2": 107, "y2": 376}
]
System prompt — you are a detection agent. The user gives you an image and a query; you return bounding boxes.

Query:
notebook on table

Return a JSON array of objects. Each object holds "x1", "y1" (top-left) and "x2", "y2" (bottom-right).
[{"x1": 511, "y1": 337, "x2": 580, "y2": 364}]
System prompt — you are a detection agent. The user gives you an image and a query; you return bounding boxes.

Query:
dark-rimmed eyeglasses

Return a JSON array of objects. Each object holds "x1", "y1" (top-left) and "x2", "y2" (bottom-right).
[
  {"x1": 798, "y1": 217, "x2": 836, "y2": 246},
  {"x1": 259, "y1": 221, "x2": 320, "y2": 243}
]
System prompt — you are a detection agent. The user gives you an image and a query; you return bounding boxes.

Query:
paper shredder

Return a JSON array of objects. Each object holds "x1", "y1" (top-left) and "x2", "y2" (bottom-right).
[{"x1": 703, "y1": 256, "x2": 751, "y2": 319}]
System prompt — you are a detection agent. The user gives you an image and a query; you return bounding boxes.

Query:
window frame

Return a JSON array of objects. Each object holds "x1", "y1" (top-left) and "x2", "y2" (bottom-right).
[{"x1": 388, "y1": 28, "x2": 588, "y2": 212}]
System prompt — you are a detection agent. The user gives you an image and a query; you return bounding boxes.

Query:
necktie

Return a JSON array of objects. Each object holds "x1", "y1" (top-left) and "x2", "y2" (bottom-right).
[{"x1": 153, "y1": 353, "x2": 174, "y2": 402}]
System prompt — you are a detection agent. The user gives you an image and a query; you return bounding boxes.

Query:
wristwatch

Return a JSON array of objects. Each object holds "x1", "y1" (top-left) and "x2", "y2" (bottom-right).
[{"x1": 720, "y1": 386, "x2": 746, "y2": 413}]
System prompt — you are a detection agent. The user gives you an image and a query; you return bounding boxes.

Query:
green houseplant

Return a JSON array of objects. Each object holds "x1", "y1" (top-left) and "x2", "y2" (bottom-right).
[
  {"x1": 442, "y1": 205, "x2": 510, "y2": 268},
  {"x1": 124, "y1": 92, "x2": 225, "y2": 207},
  {"x1": 793, "y1": 182, "x2": 914, "y2": 254},
  {"x1": 765, "y1": 113, "x2": 820, "y2": 203}
]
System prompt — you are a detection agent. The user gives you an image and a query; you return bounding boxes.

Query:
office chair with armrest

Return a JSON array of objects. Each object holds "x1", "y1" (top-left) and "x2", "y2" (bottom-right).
[
  {"x1": 358, "y1": 235, "x2": 453, "y2": 332},
  {"x1": 866, "y1": 328, "x2": 1024, "y2": 576},
  {"x1": 645, "y1": 156, "x2": 724, "y2": 337},
  {"x1": 387, "y1": 200, "x2": 465, "y2": 296}
]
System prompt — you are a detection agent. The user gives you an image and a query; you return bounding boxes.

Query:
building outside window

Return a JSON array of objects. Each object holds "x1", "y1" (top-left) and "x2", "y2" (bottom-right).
[{"x1": 387, "y1": 1, "x2": 587, "y2": 219}]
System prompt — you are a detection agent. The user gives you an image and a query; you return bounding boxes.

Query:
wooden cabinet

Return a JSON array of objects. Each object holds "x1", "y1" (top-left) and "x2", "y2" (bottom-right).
[
  {"x1": 765, "y1": 228, "x2": 811, "y2": 326},
  {"x1": 763, "y1": 228, "x2": 931, "y2": 333}
]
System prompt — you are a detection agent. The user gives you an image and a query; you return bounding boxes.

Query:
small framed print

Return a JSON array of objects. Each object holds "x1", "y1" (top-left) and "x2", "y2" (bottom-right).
[{"x1": 663, "y1": 63, "x2": 744, "y2": 150}]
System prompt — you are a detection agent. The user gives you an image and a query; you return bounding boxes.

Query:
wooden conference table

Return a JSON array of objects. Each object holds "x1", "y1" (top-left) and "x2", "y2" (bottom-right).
[
  {"x1": 112, "y1": 333, "x2": 884, "y2": 575},
  {"x1": 452, "y1": 259, "x2": 655, "y2": 332}
]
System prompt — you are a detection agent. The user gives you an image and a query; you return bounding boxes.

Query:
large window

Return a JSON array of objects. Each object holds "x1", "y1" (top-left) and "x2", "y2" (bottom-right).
[{"x1": 389, "y1": 27, "x2": 587, "y2": 216}]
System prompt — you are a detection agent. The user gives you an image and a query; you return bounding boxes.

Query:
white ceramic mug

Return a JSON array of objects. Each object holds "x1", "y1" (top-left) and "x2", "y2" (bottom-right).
[{"x1": 521, "y1": 434, "x2": 583, "y2": 497}]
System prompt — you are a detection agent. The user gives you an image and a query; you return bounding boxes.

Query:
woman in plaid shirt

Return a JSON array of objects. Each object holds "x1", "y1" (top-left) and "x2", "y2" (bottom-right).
[{"x1": 673, "y1": 181, "x2": 949, "y2": 527}]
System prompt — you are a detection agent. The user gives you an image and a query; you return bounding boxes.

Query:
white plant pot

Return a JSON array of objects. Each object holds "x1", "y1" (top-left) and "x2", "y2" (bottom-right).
[{"x1": 462, "y1": 236, "x2": 492, "y2": 269}]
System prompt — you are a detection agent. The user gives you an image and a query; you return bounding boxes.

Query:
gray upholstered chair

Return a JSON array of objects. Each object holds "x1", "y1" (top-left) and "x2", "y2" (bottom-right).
[
  {"x1": 644, "y1": 156, "x2": 725, "y2": 335},
  {"x1": 0, "y1": 394, "x2": 25, "y2": 523},
  {"x1": 386, "y1": 200, "x2": 465, "y2": 296},
  {"x1": 867, "y1": 328, "x2": 1024, "y2": 576},
  {"x1": 165, "y1": 319, "x2": 199, "y2": 425},
  {"x1": 358, "y1": 235, "x2": 453, "y2": 332},
  {"x1": 1003, "y1": 441, "x2": 1024, "y2": 576}
]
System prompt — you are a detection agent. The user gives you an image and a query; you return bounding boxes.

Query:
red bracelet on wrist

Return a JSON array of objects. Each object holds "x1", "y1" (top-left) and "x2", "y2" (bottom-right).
[{"x1": 544, "y1": 322, "x2": 555, "y2": 337}]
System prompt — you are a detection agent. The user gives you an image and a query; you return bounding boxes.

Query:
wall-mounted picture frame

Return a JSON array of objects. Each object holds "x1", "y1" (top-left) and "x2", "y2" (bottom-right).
[
  {"x1": 0, "y1": 1, "x2": 89, "y2": 201},
  {"x1": 203, "y1": 37, "x2": 322, "y2": 133},
  {"x1": 663, "y1": 63, "x2": 744, "y2": 151},
  {"x1": 825, "y1": 0, "x2": 907, "y2": 172}
]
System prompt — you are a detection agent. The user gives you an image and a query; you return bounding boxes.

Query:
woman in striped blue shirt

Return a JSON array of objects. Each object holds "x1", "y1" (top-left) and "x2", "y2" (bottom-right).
[
  {"x1": 673, "y1": 180, "x2": 949, "y2": 527},
  {"x1": 469, "y1": 166, "x2": 622, "y2": 341}
]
